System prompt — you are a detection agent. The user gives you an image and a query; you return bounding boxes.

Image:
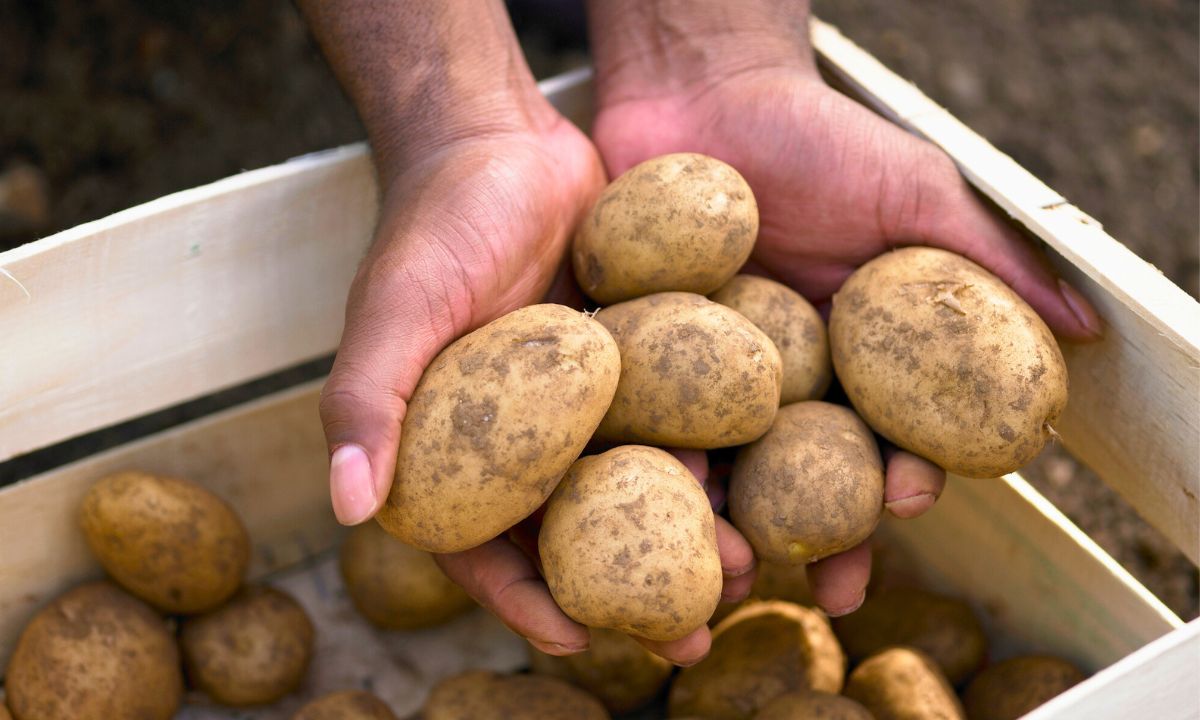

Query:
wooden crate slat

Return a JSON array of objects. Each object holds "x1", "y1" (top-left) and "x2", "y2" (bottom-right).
[{"x1": 811, "y1": 18, "x2": 1200, "y2": 564}]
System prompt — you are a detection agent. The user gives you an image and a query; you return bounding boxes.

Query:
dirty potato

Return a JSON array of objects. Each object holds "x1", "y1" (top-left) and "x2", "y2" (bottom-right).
[
  {"x1": 423, "y1": 671, "x2": 609, "y2": 720},
  {"x1": 290, "y1": 690, "x2": 398, "y2": 720},
  {"x1": 844, "y1": 647, "x2": 964, "y2": 720},
  {"x1": 596, "y1": 292, "x2": 782, "y2": 448},
  {"x1": 540, "y1": 446, "x2": 722, "y2": 642},
  {"x1": 4, "y1": 582, "x2": 182, "y2": 720},
  {"x1": 79, "y1": 470, "x2": 250, "y2": 614},
  {"x1": 730, "y1": 402, "x2": 884, "y2": 564},
  {"x1": 376, "y1": 304, "x2": 621, "y2": 553},
  {"x1": 180, "y1": 585, "x2": 314, "y2": 706},
  {"x1": 527, "y1": 628, "x2": 673, "y2": 713},
  {"x1": 963, "y1": 655, "x2": 1086, "y2": 720},
  {"x1": 710, "y1": 275, "x2": 831, "y2": 403},
  {"x1": 755, "y1": 690, "x2": 874, "y2": 720},
  {"x1": 573, "y1": 153, "x2": 758, "y2": 304},
  {"x1": 339, "y1": 522, "x2": 474, "y2": 630},
  {"x1": 829, "y1": 247, "x2": 1068, "y2": 478}
]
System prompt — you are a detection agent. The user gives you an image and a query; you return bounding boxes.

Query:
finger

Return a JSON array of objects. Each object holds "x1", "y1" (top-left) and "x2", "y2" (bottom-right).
[
  {"x1": 807, "y1": 542, "x2": 871, "y2": 617},
  {"x1": 670, "y1": 448, "x2": 710, "y2": 486},
  {"x1": 435, "y1": 537, "x2": 589, "y2": 655},
  {"x1": 633, "y1": 625, "x2": 712, "y2": 667},
  {"x1": 715, "y1": 516, "x2": 755, "y2": 581},
  {"x1": 882, "y1": 448, "x2": 947, "y2": 519}
]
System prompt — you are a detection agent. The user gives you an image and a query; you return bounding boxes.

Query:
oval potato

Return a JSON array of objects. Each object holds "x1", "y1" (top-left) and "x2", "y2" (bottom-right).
[
  {"x1": 844, "y1": 647, "x2": 964, "y2": 720},
  {"x1": 963, "y1": 655, "x2": 1086, "y2": 720},
  {"x1": 423, "y1": 671, "x2": 609, "y2": 720},
  {"x1": 291, "y1": 690, "x2": 398, "y2": 720},
  {"x1": 573, "y1": 153, "x2": 758, "y2": 304},
  {"x1": 527, "y1": 628, "x2": 673, "y2": 713},
  {"x1": 377, "y1": 304, "x2": 621, "y2": 553},
  {"x1": 829, "y1": 247, "x2": 1068, "y2": 478}
]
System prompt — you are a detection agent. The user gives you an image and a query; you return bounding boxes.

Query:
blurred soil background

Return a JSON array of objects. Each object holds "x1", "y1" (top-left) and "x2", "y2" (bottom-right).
[{"x1": 1, "y1": 0, "x2": 1196, "y2": 617}]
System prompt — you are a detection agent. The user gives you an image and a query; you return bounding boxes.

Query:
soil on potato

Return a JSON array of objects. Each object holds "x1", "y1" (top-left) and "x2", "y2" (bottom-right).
[{"x1": 1, "y1": 1, "x2": 1195, "y2": 619}]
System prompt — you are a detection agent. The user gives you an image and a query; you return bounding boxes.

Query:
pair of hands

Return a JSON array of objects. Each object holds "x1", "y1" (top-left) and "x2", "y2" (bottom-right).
[{"x1": 316, "y1": 32, "x2": 1101, "y2": 666}]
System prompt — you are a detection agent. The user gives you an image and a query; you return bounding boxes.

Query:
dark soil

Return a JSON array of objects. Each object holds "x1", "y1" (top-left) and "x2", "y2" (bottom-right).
[{"x1": 1, "y1": 1, "x2": 1195, "y2": 618}]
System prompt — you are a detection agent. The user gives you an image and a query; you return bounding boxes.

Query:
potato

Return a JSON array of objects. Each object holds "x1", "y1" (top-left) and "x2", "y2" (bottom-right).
[
  {"x1": 572, "y1": 152, "x2": 758, "y2": 304},
  {"x1": 291, "y1": 690, "x2": 397, "y2": 720},
  {"x1": 832, "y1": 587, "x2": 986, "y2": 685},
  {"x1": 423, "y1": 671, "x2": 609, "y2": 720},
  {"x1": 829, "y1": 247, "x2": 1068, "y2": 478},
  {"x1": 540, "y1": 446, "x2": 722, "y2": 641},
  {"x1": 78, "y1": 470, "x2": 250, "y2": 614},
  {"x1": 844, "y1": 647, "x2": 964, "y2": 720},
  {"x1": 339, "y1": 522, "x2": 474, "y2": 630},
  {"x1": 730, "y1": 402, "x2": 883, "y2": 564},
  {"x1": 180, "y1": 585, "x2": 314, "y2": 706},
  {"x1": 755, "y1": 691, "x2": 873, "y2": 720},
  {"x1": 669, "y1": 600, "x2": 845, "y2": 720},
  {"x1": 595, "y1": 292, "x2": 782, "y2": 448},
  {"x1": 4, "y1": 582, "x2": 182, "y2": 720},
  {"x1": 375, "y1": 304, "x2": 620, "y2": 553},
  {"x1": 963, "y1": 655, "x2": 1086, "y2": 720},
  {"x1": 710, "y1": 275, "x2": 831, "y2": 404},
  {"x1": 527, "y1": 628, "x2": 673, "y2": 713}
]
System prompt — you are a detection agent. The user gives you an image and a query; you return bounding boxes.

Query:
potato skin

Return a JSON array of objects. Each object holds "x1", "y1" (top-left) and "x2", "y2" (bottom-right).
[
  {"x1": 710, "y1": 275, "x2": 831, "y2": 404},
  {"x1": 540, "y1": 446, "x2": 722, "y2": 642},
  {"x1": 79, "y1": 470, "x2": 250, "y2": 614},
  {"x1": 596, "y1": 292, "x2": 782, "y2": 448},
  {"x1": 423, "y1": 671, "x2": 610, "y2": 720},
  {"x1": 5, "y1": 582, "x2": 182, "y2": 720},
  {"x1": 290, "y1": 690, "x2": 397, "y2": 720},
  {"x1": 573, "y1": 153, "x2": 758, "y2": 304},
  {"x1": 376, "y1": 304, "x2": 621, "y2": 553},
  {"x1": 755, "y1": 691, "x2": 874, "y2": 720},
  {"x1": 180, "y1": 585, "x2": 314, "y2": 706},
  {"x1": 339, "y1": 522, "x2": 474, "y2": 630},
  {"x1": 730, "y1": 402, "x2": 884, "y2": 564},
  {"x1": 829, "y1": 247, "x2": 1068, "y2": 478},
  {"x1": 844, "y1": 647, "x2": 964, "y2": 720},
  {"x1": 963, "y1": 655, "x2": 1085, "y2": 720},
  {"x1": 832, "y1": 587, "x2": 986, "y2": 686},
  {"x1": 669, "y1": 600, "x2": 846, "y2": 720},
  {"x1": 527, "y1": 628, "x2": 673, "y2": 713}
]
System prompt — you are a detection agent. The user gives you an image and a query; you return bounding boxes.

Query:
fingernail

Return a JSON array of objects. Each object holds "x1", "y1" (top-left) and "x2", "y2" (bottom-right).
[
  {"x1": 1058, "y1": 279, "x2": 1103, "y2": 339},
  {"x1": 529, "y1": 639, "x2": 587, "y2": 656},
  {"x1": 723, "y1": 561, "x2": 755, "y2": 578},
  {"x1": 826, "y1": 588, "x2": 867, "y2": 618},
  {"x1": 675, "y1": 651, "x2": 710, "y2": 668},
  {"x1": 330, "y1": 444, "x2": 376, "y2": 525},
  {"x1": 885, "y1": 492, "x2": 937, "y2": 519},
  {"x1": 721, "y1": 586, "x2": 751, "y2": 603}
]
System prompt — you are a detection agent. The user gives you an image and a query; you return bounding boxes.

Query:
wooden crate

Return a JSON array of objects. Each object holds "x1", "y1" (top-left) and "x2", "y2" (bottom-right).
[{"x1": 1, "y1": 19, "x2": 1196, "y2": 720}]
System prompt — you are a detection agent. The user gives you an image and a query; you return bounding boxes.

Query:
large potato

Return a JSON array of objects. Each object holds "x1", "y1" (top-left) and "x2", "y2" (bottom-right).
[
  {"x1": 5, "y1": 582, "x2": 182, "y2": 720},
  {"x1": 540, "y1": 446, "x2": 722, "y2": 642},
  {"x1": 755, "y1": 691, "x2": 873, "y2": 720},
  {"x1": 669, "y1": 600, "x2": 845, "y2": 720},
  {"x1": 572, "y1": 153, "x2": 758, "y2": 304},
  {"x1": 832, "y1": 587, "x2": 986, "y2": 685},
  {"x1": 291, "y1": 690, "x2": 397, "y2": 720},
  {"x1": 79, "y1": 470, "x2": 249, "y2": 613},
  {"x1": 376, "y1": 304, "x2": 621, "y2": 553},
  {"x1": 710, "y1": 275, "x2": 831, "y2": 403},
  {"x1": 527, "y1": 628, "x2": 673, "y2": 713},
  {"x1": 829, "y1": 247, "x2": 1068, "y2": 478},
  {"x1": 963, "y1": 655, "x2": 1086, "y2": 720},
  {"x1": 596, "y1": 292, "x2": 782, "y2": 448},
  {"x1": 844, "y1": 647, "x2": 964, "y2": 720},
  {"x1": 180, "y1": 585, "x2": 314, "y2": 706},
  {"x1": 423, "y1": 671, "x2": 609, "y2": 720},
  {"x1": 339, "y1": 522, "x2": 474, "y2": 630},
  {"x1": 729, "y1": 402, "x2": 883, "y2": 564}
]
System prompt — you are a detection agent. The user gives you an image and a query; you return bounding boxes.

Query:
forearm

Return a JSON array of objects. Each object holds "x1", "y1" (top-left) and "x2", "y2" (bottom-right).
[
  {"x1": 299, "y1": 0, "x2": 551, "y2": 184},
  {"x1": 586, "y1": 0, "x2": 816, "y2": 105}
]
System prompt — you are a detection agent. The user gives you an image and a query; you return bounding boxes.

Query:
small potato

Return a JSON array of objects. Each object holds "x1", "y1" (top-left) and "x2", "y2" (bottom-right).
[
  {"x1": 573, "y1": 153, "x2": 758, "y2": 304},
  {"x1": 5, "y1": 582, "x2": 182, "y2": 720},
  {"x1": 79, "y1": 470, "x2": 250, "y2": 613},
  {"x1": 540, "y1": 446, "x2": 722, "y2": 641},
  {"x1": 423, "y1": 671, "x2": 609, "y2": 720},
  {"x1": 527, "y1": 628, "x2": 673, "y2": 713},
  {"x1": 730, "y1": 402, "x2": 883, "y2": 564},
  {"x1": 669, "y1": 600, "x2": 845, "y2": 720},
  {"x1": 710, "y1": 275, "x2": 831, "y2": 404},
  {"x1": 755, "y1": 690, "x2": 873, "y2": 720},
  {"x1": 339, "y1": 522, "x2": 474, "y2": 630},
  {"x1": 829, "y1": 247, "x2": 1069, "y2": 478},
  {"x1": 596, "y1": 292, "x2": 782, "y2": 448},
  {"x1": 376, "y1": 304, "x2": 620, "y2": 553},
  {"x1": 291, "y1": 690, "x2": 398, "y2": 720},
  {"x1": 180, "y1": 585, "x2": 314, "y2": 706},
  {"x1": 963, "y1": 655, "x2": 1086, "y2": 720},
  {"x1": 844, "y1": 647, "x2": 964, "y2": 720},
  {"x1": 832, "y1": 587, "x2": 986, "y2": 685}
]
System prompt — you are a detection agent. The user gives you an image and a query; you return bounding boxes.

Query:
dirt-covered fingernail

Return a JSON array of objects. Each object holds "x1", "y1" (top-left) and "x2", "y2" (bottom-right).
[
  {"x1": 885, "y1": 492, "x2": 937, "y2": 519},
  {"x1": 825, "y1": 588, "x2": 867, "y2": 618},
  {"x1": 529, "y1": 639, "x2": 588, "y2": 656}
]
